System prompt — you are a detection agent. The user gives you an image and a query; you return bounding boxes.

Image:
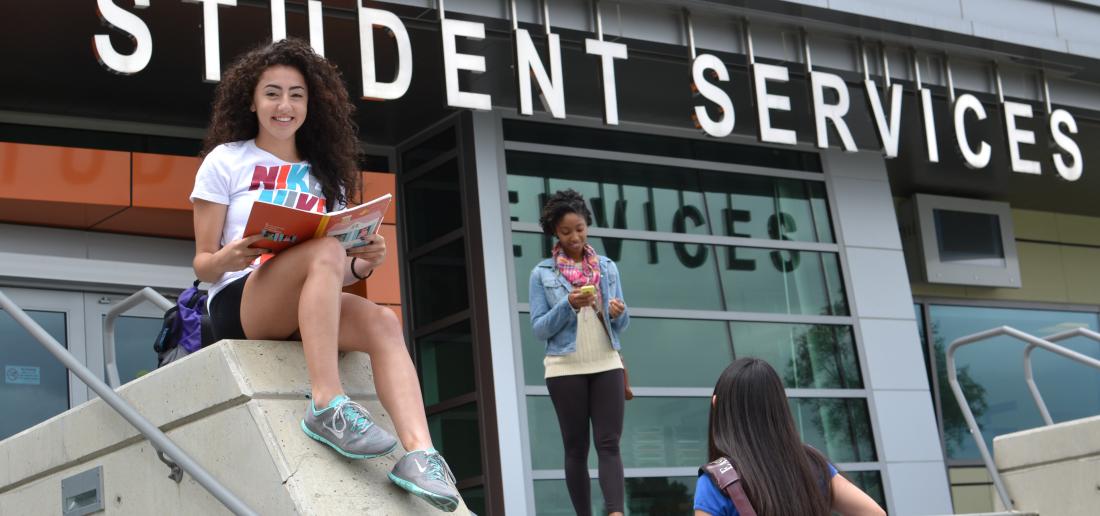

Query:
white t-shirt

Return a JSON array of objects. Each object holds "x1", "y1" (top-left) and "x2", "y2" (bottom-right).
[{"x1": 190, "y1": 139, "x2": 338, "y2": 303}]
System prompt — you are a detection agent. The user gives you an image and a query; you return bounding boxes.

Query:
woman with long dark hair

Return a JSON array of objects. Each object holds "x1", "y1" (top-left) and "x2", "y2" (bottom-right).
[
  {"x1": 529, "y1": 189, "x2": 629, "y2": 516},
  {"x1": 190, "y1": 38, "x2": 460, "y2": 512},
  {"x1": 696, "y1": 358, "x2": 885, "y2": 516}
]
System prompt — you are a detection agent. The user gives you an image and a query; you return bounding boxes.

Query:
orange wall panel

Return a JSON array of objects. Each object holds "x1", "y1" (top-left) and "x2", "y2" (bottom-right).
[
  {"x1": 366, "y1": 224, "x2": 402, "y2": 305},
  {"x1": 0, "y1": 198, "x2": 125, "y2": 229},
  {"x1": 132, "y1": 153, "x2": 202, "y2": 210},
  {"x1": 384, "y1": 305, "x2": 403, "y2": 327},
  {"x1": 361, "y1": 171, "x2": 396, "y2": 224},
  {"x1": 343, "y1": 278, "x2": 367, "y2": 297},
  {"x1": 92, "y1": 207, "x2": 195, "y2": 239},
  {"x1": 0, "y1": 142, "x2": 129, "y2": 205}
]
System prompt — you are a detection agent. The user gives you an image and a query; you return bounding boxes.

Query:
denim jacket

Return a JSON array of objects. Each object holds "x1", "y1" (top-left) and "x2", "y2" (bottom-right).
[{"x1": 528, "y1": 255, "x2": 629, "y2": 355}]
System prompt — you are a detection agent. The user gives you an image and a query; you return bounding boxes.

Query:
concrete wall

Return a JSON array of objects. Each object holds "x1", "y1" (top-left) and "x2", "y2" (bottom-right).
[
  {"x1": 823, "y1": 151, "x2": 953, "y2": 515},
  {"x1": 0, "y1": 341, "x2": 472, "y2": 515}
]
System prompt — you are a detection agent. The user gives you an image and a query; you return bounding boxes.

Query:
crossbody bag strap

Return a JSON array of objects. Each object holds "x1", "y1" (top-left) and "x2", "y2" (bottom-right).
[{"x1": 702, "y1": 457, "x2": 758, "y2": 516}]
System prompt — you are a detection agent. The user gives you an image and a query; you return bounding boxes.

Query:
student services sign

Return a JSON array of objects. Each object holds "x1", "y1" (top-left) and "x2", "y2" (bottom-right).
[{"x1": 94, "y1": 0, "x2": 1084, "y2": 181}]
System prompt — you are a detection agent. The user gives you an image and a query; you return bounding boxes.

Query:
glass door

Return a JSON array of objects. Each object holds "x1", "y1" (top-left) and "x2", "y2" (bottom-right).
[
  {"x1": 0, "y1": 287, "x2": 169, "y2": 441},
  {"x1": 0, "y1": 287, "x2": 86, "y2": 440}
]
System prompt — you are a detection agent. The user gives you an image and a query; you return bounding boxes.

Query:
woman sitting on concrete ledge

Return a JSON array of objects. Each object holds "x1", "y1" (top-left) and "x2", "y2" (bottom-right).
[{"x1": 189, "y1": 38, "x2": 461, "y2": 512}]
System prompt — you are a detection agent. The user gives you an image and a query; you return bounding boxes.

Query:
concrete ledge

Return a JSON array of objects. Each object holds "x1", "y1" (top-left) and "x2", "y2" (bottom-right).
[
  {"x1": 993, "y1": 414, "x2": 1100, "y2": 515},
  {"x1": 994, "y1": 414, "x2": 1100, "y2": 471},
  {"x1": 0, "y1": 340, "x2": 470, "y2": 515}
]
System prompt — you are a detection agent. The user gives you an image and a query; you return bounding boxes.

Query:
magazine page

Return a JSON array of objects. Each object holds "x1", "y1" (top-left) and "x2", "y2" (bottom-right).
[
  {"x1": 319, "y1": 193, "x2": 393, "y2": 250},
  {"x1": 243, "y1": 200, "x2": 325, "y2": 253}
]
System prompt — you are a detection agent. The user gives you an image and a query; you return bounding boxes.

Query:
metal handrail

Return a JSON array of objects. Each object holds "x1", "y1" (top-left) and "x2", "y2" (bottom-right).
[
  {"x1": 0, "y1": 289, "x2": 259, "y2": 516},
  {"x1": 1023, "y1": 327, "x2": 1100, "y2": 426},
  {"x1": 104, "y1": 287, "x2": 174, "y2": 388},
  {"x1": 945, "y1": 325, "x2": 1100, "y2": 511}
]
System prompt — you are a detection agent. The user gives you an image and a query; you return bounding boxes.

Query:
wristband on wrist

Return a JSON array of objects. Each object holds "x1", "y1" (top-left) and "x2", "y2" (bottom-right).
[{"x1": 350, "y1": 256, "x2": 374, "y2": 281}]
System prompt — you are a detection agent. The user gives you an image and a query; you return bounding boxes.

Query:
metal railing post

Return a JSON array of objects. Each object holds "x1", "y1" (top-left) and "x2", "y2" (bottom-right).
[
  {"x1": 0, "y1": 289, "x2": 258, "y2": 516},
  {"x1": 103, "y1": 287, "x2": 175, "y2": 388},
  {"x1": 1024, "y1": 327, "x2": 1100, "y2": 426},
  {"x1": 946, "y1": 325, "x2": 1100, "y2": 512}
]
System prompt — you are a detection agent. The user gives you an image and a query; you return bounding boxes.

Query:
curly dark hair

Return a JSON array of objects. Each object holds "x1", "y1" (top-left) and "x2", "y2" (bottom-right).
[
  {"x1": 201, "y1": 38, "x2": 359, "y2": 210},
  {"x1": 538, "y1": 189, "x2": 593, "y2": 235}
]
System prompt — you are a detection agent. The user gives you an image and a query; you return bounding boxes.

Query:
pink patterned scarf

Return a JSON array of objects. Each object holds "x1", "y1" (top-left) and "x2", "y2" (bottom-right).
[{"x1": 552, "y1": 243, "x2": 601, "y2": 287}]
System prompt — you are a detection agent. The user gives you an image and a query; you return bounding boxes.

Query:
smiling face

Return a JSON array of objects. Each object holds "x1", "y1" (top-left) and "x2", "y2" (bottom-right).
[
  {"x1": 251, "y1": 65, "x2": 307, "y2": 146},
  {"x1": 554, "y1": 212, "x2": 589, "y2": 259}
]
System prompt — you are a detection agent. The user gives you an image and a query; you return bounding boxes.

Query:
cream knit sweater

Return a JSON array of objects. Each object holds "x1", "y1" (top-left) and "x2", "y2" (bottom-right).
[{"x1": 544, "y1": 305, "x2": 623, "y2": 378}]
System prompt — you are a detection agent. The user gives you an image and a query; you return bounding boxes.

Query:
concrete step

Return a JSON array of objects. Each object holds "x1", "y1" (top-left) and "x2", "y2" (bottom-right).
[{"x1": 0, "y1": 340, "x2": 472, "y2": 515}]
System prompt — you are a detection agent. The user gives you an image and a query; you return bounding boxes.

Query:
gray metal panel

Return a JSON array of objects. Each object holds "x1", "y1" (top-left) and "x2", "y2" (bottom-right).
[
  {"x1": 828, "y1": 0, "x2": 973, "y2": 34},
  {"x1": 615, "y1": 2, "x2": 682, "y2": 47},
  {"x1": 819, "y1": 150, "x2": 888, "y2": 182},
  {"x1": 470, "y1": 111, "x2": 534, "y2": 515},
  {"x1": 1050, "y1": 76, "x2": 1100, "y2": 111},
  {"x1": 961, "y1": 0, "x2": 1059, "y2": 35},
  {"x1": 692, "y1": 12, "x2": 743, "y2": 55},
  {"x1": 1066, "y1": 38, "x2": 1100, "y2": 60},
  {"x1": 971, "y1": 22, "x2": 1068, "y2": 54},
  {"x1": 884, "y1": 461, "x2": 954, "y2": 516},
  {"x1": 831, "y1": 177, "x2": 903, "y2": 250},
  {"x1": 846, "y1": 248, "x2": 917, "y2": 319},
  {"x1": 821, "y1": 145, "x2": 947, "y2": 513},
  {"x1": 808, "y1": 32, "x2": 860, "y2": 73},
  {"x1": 61, "y1": 466, "x2": 104, "y2": 516},
  {"x1": 1055, "y1": 4, "x2": 1100, "y2": 44},
  {"x1": 545, "y1": 0, "x2": 591, "y2": 31},
  {"x1": 874, "y1": 391, "x2": 948, "y2": 462},
  {"x1": 859, "y1": 319, "x2": 931, "y2": 391}
]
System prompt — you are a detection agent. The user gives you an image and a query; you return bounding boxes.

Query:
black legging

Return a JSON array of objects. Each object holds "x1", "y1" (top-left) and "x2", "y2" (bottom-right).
[{"x1": 546, "y1": 368, "x2": 625, "y2": 515}]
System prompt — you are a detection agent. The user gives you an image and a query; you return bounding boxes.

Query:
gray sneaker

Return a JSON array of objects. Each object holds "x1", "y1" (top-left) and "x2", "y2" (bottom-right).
[
  {"x1": 300, "y1": 394, "x2": 397, "y2": 459},
  {"x1": 388, "y1": 449, "x2": 461, "y2": 512}
]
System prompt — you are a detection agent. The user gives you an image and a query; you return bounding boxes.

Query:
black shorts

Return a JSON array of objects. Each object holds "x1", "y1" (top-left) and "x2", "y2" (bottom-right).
[{"x1": 209, "y1": 272, "x2": 250, "y2": 341}]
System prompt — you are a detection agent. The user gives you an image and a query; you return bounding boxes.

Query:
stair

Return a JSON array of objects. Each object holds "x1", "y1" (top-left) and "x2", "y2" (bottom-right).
[{"x1": 0, "y1": 340, "x2": 472, "y2": 515}]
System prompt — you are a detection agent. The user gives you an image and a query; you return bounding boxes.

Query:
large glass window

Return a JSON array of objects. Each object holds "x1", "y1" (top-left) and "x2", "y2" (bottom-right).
[
  {"x1": 518, "y1": 318, "x2": 861, "y2": 390},
  {"x1": 923, "y1": 304, "x2": 1100, "y2": 460},
  {"x1": 528, "y1": 396, "x2": 710, "y2": 470},
  {"x1": 533, "y1": 476, "x2": 697, "y2": 516},
  {"x1": 732, "y1": 323, "x2": 862, "y2": 389},
  {"x1": 507, "y1": 152, "x2": 834, "y2": 243},
  {"x1": 508, "y1": 136, "x2": 877, "y2": 514},
  {"x1": 417, "y1": 321, "x2": 476, "y2": 406},
  {"x1": 427, "y1": 403, "x2": 482, "y2": 481},
  {"x1": 514, "y1": 233, "x2": 847, "y2": 315},
  {"x1": 791, "y1": 398, "x2": 876, "y2": 463}
]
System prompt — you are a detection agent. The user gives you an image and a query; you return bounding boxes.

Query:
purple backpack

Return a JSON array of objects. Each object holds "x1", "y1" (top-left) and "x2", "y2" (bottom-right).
[{"x1": 153, "y1": 280, "x2": 212, "y2": 367}]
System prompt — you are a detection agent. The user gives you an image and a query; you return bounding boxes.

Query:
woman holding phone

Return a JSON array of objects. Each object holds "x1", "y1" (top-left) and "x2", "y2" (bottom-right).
[{"x1": 528, "y1": 189, "x2": 630, "y2": 516}]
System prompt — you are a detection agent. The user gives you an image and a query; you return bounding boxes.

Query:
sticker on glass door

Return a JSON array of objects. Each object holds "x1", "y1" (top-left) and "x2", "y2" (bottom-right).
[{"x1": 5, "y1": 365, "x2": 41, "y2": 385}]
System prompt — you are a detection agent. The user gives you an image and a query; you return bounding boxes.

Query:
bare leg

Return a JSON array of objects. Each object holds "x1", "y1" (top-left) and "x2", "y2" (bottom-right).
[
  {"x1": 337, "y1": 294, "x2": 432, "y2": 452},
  {"x1": 239, "y1": 237, "x2": 346, "y2": 406}
]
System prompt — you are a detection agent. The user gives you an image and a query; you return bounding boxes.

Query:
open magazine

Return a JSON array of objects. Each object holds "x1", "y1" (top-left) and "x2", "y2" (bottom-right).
[{"x1": 243, "y1": 193, "x2": 392, "y2": 253}]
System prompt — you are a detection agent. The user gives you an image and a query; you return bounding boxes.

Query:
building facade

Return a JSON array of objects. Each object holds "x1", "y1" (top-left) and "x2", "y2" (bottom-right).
[{"x1": 3, "y1": 1, "x2": 1100, "y2": 515}]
